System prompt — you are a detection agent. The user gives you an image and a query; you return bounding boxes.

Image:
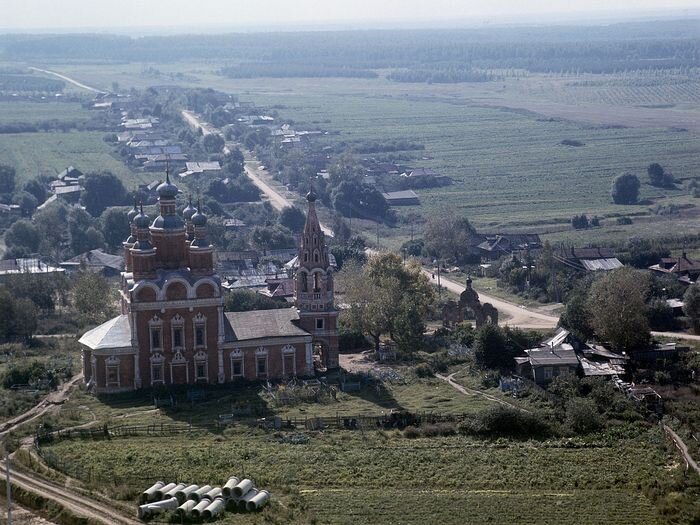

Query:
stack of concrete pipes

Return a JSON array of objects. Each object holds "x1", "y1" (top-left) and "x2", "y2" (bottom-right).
[{"x1": 138, "y1": 476, "x2": 270, "y2": 520}]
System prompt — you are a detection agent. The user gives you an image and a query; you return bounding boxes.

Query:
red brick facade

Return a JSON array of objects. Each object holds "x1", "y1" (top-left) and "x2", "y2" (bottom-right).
[{"x1": 80, "y1": 178, "x2": 337, "y2": 393}]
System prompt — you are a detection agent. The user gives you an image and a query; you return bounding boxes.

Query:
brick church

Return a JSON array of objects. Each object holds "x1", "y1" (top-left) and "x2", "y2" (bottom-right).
[{"x1": 79, "y1": 175, "x2": 338, "y2": 393}]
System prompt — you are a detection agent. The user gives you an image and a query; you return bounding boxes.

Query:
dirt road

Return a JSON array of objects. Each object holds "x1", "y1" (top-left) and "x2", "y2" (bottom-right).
[
  {"x1": 28, "y1": 67, "x2": 105, "y2": 94},
  {"x1": 0, "y1": 374, "x2": 83, "y2": 438},
  {"x1": 436, "y1": 372, "x2": 529, "y2": 413},
  {"x1": 8, "y1": 466, "x2": 140, "y2": 525},
  {"x1": 427, "y1": 271, "x2": 559, "y2": 330}
]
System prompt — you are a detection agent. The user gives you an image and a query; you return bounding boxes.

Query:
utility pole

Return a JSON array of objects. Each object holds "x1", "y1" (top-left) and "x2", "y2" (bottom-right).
[
  {"x1": 437, "y1": 260, "x2": 442, "y2": 301},
  {"x1": 5, "y1": 445, "x2": 11, "y2": 525}
]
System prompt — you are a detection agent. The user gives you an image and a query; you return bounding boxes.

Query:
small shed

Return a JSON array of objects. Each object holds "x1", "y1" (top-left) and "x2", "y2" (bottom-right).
[{"x1": 382, "y1": 190, "x2": 420, "y2": 206}]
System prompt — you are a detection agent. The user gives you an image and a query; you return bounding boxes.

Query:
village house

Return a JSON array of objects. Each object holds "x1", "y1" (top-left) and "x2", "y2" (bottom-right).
[
  {"x1": 61, "y1": 249, "x2": 124, "y2": 277},
  {"x1": 649, "y1": 252, "x2": 700, "y2": 284},
  {"x1": 382, "y1": 190, "x2": 420, "y2": 206},
  {"x1": 476, "y1": 233, "x2": 542, "y2": 261},
  {"x1": 555, "y1": 246, "x2": 623, "y2": 272},
  {"x1": 79, "y1": 178, "x2": 338, "y2": 393}
]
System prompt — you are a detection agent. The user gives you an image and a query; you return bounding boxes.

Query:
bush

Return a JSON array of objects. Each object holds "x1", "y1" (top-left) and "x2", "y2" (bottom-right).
[
  {"x1": 458, "y1": 405, "x2": 553, "y2": 439},
  {"x1": 414, "y1": 363, "x2": 434, "y2": 378},
  {"x1": 655, "y1": 370, "x2": 672, "y2": 385},
  {"x1": 565, "y1": 398, "x2": 603, "y2": 434}
]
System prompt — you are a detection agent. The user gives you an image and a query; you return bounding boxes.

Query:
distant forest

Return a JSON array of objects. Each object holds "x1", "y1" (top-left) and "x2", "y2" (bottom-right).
[{"x1": 2, "y1": 19, "x2": 700, "y2": 81}]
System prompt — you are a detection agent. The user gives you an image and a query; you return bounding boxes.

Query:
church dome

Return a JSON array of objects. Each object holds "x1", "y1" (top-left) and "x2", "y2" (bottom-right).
[
  {"x1": 306, "y1": 186, "x2": 317, "y2": 202},
  {"x1": 127, "y1": 202, "x2": 139, "y2": 223},
  {"x1": 182, "y1": 200, "x2": 196, "y2": 221},
  {"x1": 156, "y1": 173, "x2": 178, "y2": 199},
  {"x1": 191, "y1": 209, "x2": 208, "y2": 227},
  {"x1": 133, "y1": 210, "x2": 150, "y2": 229}
]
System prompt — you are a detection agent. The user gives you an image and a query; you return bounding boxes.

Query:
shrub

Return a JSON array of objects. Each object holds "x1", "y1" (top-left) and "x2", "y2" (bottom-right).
[
  {"x1": 459, "y1": 406, "x2": 553, "y2": 439},
  {"x1": 565, "y1": 398, "x2": 603, "y2": 434},
  {"x1": 616, "y1": 217, "x2": 633, "y2": 225},
  {"x1": 403, "y1": 425, "x2": 421, "y2": 439},
  {"x1": 414, "y1": 363, "x2": 434, "y2": 378}
]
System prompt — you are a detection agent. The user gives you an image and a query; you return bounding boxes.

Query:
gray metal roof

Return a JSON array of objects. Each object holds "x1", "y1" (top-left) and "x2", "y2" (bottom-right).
[
  {"x1": 580, "y1": 258, "x2": 623, "y2": 271},
  {"x1": 224, "y1": 308, "x2": 310, "y2": 342},
  {"x1": 79, "y1": 315, "x2": 132, "y2": 350},
  {"x1": 525, "y1": 344, "x2": 580, "y2": 367}
]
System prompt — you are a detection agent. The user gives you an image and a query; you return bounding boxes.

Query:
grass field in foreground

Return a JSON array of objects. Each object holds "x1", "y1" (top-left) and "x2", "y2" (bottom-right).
[
  {"x1": 42, "y1": 427, "x2": 674, "y2": 525},
  {"x1": 0, "y1": 131, "x2": 146, "y2": 187}
]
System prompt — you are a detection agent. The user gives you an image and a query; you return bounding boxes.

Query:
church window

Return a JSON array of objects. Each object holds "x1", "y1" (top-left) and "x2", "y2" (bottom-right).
[
  {"x1": 314, "y1": 252, "x2": 319, "y2": 263},
  {"x1": 196, "y1": 363, "x2": 206, "y2": 380},
  {"x1": 231, "y1": 358, "x2": 243, "y2": 377},
  {"x1": 314, "y1": 273, "x2": 321, "y2": 291},
  {"x1": 301, "y1": 274, "x2": 308, "y2": 292},
  {"x1": 256, "y1": 356, "x2": 267, "y2": 378},
  {"x1": 316, "y1": 318, "x2": 324, "y2": 329},
  {"x1": 105, "y1": 356, "x2": 120, "y2": 387},
  {"x1": 193, "y1": 313, "x2": 207, "y2": 348},
  {"x1": 150, "y1": 328, "x2": 161, "y2": 351},
  {"x1": 304, "y1": 253, "x2": 308, "y2": 262},
  {"x1": 173, "y1": 327, "x2": 183, "y2": 348},
  {"x1": 196, "y1": 327, "x2": 204, "y2": 346}
]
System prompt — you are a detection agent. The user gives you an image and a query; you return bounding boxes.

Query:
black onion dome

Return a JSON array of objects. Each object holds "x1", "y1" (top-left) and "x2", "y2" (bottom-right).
[
  {"x1": 183, "y1": 200, "x2": 196, "y2": 221},
  {"x1": 306, "y1": 186, "x2": 317, "y2": 202},
  {"x1": 191, "y1": 209, "x2": 207, "y2": 227},
  {"x1": 157, "y1": 172, "x2": 178, "y2": 199},
  {"x1": 134, "y1": 210, "x2": 150, "y2": 229},
  {"x1": 127, "y1": 202, "x2": 139, "y2": 223}
]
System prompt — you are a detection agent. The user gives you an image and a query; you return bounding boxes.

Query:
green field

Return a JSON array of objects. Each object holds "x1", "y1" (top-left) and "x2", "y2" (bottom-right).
[
  {"x1": 0, "y1": 131, "x2": 146, "y2": 187},
  {"x1": 0, "y1": 100, "x2": 93, "y2": 125},
  {"x1": 28, "y1": 62, "x2": 700, "y2": 245},
  {"x1": 41, "y1": 425, "x2": 676, "y2": 525}
]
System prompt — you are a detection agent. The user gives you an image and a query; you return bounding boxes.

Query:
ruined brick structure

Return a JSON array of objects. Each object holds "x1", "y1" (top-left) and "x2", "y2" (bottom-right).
[{"x1": 442, "y1": 276, "x2": 498, "y2": 330}]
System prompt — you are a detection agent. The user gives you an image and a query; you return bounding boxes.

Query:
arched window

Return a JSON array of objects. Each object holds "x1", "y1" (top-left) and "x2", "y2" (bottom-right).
[{"x1": 314, "y1": 272, "x2": 321, "y2": 292}]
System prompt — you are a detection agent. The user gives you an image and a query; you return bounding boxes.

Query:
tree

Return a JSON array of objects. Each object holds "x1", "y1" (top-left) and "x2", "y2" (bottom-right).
[
  {"x1": 12, "y1": 191, "x2": 38, "y2": 217},
  {"x1": 647, "y1": 163, "x2": 674, "y2": 187},
  {"x1": 559, "y1": 292, "x2": 594, "y2": 341},
  {"x1": 23, "y1": 179, "x2": 47, "y2": 204},
  {"x1": 33, "y1": 200, "x2": 69, "y2": 261},
  {"x1": 0, "y1": 165, "x2": 16, "y2": 195},
  {"x1": 11, "y1": 298, "x2": 38, "y2": 343},
  {"x1": 683, "y1": 284, "x2": 700, "y2": 333},
  {"x1": 340, "y1": 253, "x2": 436, "y2": 353},
  {"x1": 224, "y1": 289, "x2": 288, "y2": 312},
  {"x1": 423, "y1": 211, "x2": 476, "y2": 263},
  {"x1": 81, "y1": 172, "x2": 128, "y2": 217},
  {"x1": 473, "y1": 324, "x2": 510, "y2": 370},
  {"x1": 278, "y1": 206, "x2": 306, "y2": 233},
  {"x1": 73, "y1": 272, "x2": 114, "y2": 323},
  {"x1": 588, "y1": 267, "x2": 650, "y2": 350},
  {"x1": 202, "y1": 133, "x2": 225, "y2": 153},
  {"x1": 611, "y1": 173, "x2": 640, "y2": 205},
  {"x1": 101, "y1": 208, "x2": 130, "y2": 250},
  {"x1": 4, "y1": 219, "x2": 40, "y2": 255}
]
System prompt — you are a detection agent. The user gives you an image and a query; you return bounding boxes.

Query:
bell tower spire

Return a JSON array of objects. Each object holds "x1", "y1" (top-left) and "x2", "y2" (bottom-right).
[{"x1": 294, "y1": 187, "x2": 339, "y2": 370}]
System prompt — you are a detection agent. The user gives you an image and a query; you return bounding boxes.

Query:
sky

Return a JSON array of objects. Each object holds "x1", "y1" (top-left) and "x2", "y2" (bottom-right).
[{"x1": 2, "y1": 0, "x2": 699, "y2": 32}]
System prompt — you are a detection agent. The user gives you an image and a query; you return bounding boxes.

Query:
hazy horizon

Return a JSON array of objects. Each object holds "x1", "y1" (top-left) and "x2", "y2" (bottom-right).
[{"x1": 1, "y1": 0, "x2": 699, "y2": 34}]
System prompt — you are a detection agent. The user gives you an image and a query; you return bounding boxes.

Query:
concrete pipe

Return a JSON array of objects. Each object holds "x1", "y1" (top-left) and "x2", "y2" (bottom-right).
[
  {"x1": 238, "y1": 488, "x2": 259, "y2": 510},
  {"x1": 202, "y1": 497, "x2": 226, "y2": 520},
  {"x1": 140, "y1": 481, "x2": 164, "y2": 503},
  {"x1": 189, "y1": 484, "x2": 213, "y2": 502},
  {"x1": 246, "y1": 490, "x2": 270, "y2": 511},
  {"x1": 165, "y1": 483, "x2": 186, "y2": 499},
  {"x1": 233, "y1": 478, "x2": 254, "y2": 498},
  {"x1": 225, "y1": 497, "x2": 239, "y2": 512},
  {"x1": 176, "y1": 500, "x2": 196, "y2": 518},
  {"x1": 155, "y1": 482, "x2": 177, "y2": 501},
  {"x1": 175, "y1": 484, "x2": 199, "y2": 504},
  {"x1": 190, "y1": 496, "x2": 212, "y2": 519},
  {"x1": 222, "y1": 476, "x2": 240, "y2": 497},
  {"x1": 137, "y1": 497, "x2": 178, "y2": 519},
  {"x1": 205, "y1": 487, "x2": 223, "y2": 500}
]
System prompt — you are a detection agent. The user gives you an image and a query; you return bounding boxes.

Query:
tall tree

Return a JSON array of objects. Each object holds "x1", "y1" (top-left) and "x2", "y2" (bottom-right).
[
  {"x1": 588, "y1": 267, "x2": 650, "y2": 350},
  {"x1": 73, "y1": 272, "x2": 114, "y2": 324},
  {"x1": 340, "y1": 253, "x2": 435, "y2": 353},
  {"x1": 683, "y1": 284, "x2": 700, "y2": 333},
  {"x1": 611, "y1": 173, "x2": 640, "y2": 205},
  {"x1": 423, "y1": 211, "x2": 475, "y2": 262},
  {"x1": 81, "y1": 171, "x2": 128, "y2": 217}
]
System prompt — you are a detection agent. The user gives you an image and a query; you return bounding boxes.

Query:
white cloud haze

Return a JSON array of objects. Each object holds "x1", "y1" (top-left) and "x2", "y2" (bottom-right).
[{"x1": 1, "y1": 0, "x2": 698, "y2": 30}]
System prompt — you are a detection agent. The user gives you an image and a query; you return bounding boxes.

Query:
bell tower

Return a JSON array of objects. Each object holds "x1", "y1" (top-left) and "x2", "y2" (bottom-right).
[{"x1": 294, "y1": 188, "x2": 339, "y2": 370}]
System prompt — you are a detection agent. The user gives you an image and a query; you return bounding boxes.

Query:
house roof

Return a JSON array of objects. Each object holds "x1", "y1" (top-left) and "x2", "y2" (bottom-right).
[
  {"x1": 559, "y1": 247, "x2": 616, "y2": 260},
  {"x1": 0, "y1": 258, "x2": 64, "y2": 276},
  {"x1": 224, "y1": 308, "x2": 310, "y2": 342},
  {"x1": 580, "y1": 258, "x2": 623, "y2": 271},
  {"x1": 525, "y1": 343, "x2": 580, "y2": 367},
  {"x1": 62, "y1": 249, "x2": 124, "y2": 272},
  {"x1": 382, "y1": 190, "x2": 419, "y2": 200},
  {"x1": 79, "y1": 315, "x2": 132, "y2": 350}
]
